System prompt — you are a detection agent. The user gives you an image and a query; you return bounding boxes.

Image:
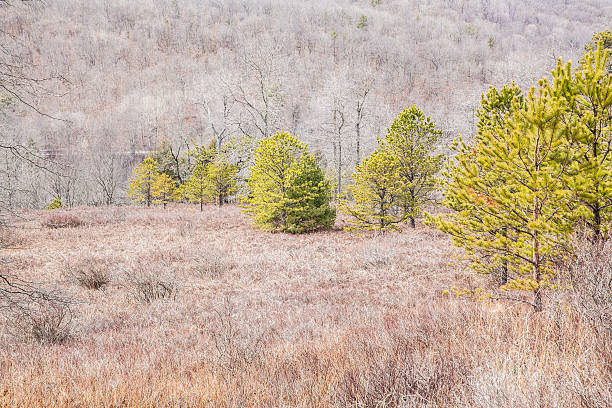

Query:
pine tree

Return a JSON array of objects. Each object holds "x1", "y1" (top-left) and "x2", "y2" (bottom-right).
[
  {"x1": 182, "y1": 162, "x2": 210, "y2": 211},
  {"x1": 152, "y1": 140, "x2": 186, "y2": 185},
  {"x1": 341, "y1": 149, "x2": 404, "y2": 232},
  {"x1": 428, "y1": 84, "x2": 576, "y2": 311},
  {"x1": 584, "y1": 31, "x2": 612, "y2": 72},
  {"x1": 152, "y1": 173, "x2": 175, "y2": 209},
  {"x1": 128, "y1": 157, "x2": 160, "y2": 207},
  {"x1": 284, "y1": 154, "x2": 336, "y2": 233},
  {"x1": 552, "y1": 42, "x2": 612, "y2": 240},
  {"x1": 447, "y1": 84, "x2": 525, "y2": 285},
  {"x1": 381, "y1": 105, "x2": 443, "y2": 228},
  {"x1": 244, "y1": 131, "x2": 335, "y2": 232},
  {"x1": 205, "y1": 159, "x2": 238, "y2": 206}
]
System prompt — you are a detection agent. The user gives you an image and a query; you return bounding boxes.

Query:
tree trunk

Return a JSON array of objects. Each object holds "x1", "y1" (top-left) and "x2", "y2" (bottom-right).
[
  {"x1": 409, "y1": 216, "x2": 415, "y2": 228},
  {"x1": 500, "y1": 226, "x2": 508, "y2": 285},
  {"x1": 219, "y1": 194, "x2": 224, "y2": 207}
]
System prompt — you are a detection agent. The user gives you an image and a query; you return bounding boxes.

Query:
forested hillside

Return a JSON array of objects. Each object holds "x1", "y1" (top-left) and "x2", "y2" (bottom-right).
[{"x1": 1, "y1": 0, "x2": 610, "y2": 207}]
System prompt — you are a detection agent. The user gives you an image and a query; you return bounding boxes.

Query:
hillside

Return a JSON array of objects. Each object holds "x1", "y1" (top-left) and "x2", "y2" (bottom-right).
[{"x1": 1, "y1": 0, "x2": 610, "y2": 207}]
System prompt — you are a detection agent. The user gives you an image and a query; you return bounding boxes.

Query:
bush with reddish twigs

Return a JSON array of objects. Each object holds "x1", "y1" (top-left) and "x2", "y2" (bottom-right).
[{"x1": 42, "y1": 213, "x2": 82, "y2": 229}]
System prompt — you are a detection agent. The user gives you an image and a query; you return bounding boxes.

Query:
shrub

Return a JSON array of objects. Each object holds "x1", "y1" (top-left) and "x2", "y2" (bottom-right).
[
  {"x1": 568, "y1": 235, "x2": 612, "y2": 335},
  {"x1": 125, "y1": 265, "x2": 179, "y2": 303},
  {"x1": 192, "y1": 252, "x2": 234, "y2": 278},
  {"x1": 43, "y1": 213, "x2": 83, "y2": 229},
  {"x1": 65, "y1": 257, "x2": 112, "y2": 290},
  {"x1": 47, "y1": 197, "x2": 63, "y2": 210},
  {"x1": 3, "y1": 280, "x2": 74, "y2": 345}
]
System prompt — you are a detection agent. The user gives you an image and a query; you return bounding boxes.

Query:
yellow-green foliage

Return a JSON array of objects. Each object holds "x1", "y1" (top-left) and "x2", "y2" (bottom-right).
[
  {"x1": 244, "y1": 131, "x2": 335, "y2": 233},
  {"x1": 205, "y1": 159, "x2": 238, "y2": 206},
  {"x1": 47, "y1": 197, "x2": 63, "y2": 210},
  {"x1": 554, "y1": 42, "x2": 612, "y2": 240},
  {"x1": 128, "y1": 157, "x2": 160, "y2": 207},
  {"x1": 428, "y1": 77, "x2": 584, "y2": 311},
  {"x1": 341, "y1": 149, "x2": 405, "y2": 232},
  {"x1": 152, "y1": 173, "x2": 175, "y2": 208},
  {"x1": 182, "y1": 162, "x2": 210, "y2": 211},
  {"x1": 381, "y1": 105, "x2": 443, "y2": 227}
]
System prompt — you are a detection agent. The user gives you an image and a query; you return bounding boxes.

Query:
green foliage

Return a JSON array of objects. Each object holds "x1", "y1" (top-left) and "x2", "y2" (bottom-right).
[
  {"x1": 205, "y1": 159, "x2": 238, "y2": 206},
  {"x1": 284, "y1": 154, "x2": 336, "y2": 233},
  {"x1": 552, "y1": 42, "x2": 612, "y2": 239},
  {"x1": 152, "y1": 173, "x2": 175, "y2": 208},
  {"x1": 584, "y1": 33, "x2": 612, "y2": 72},
  {"x1": 128, "y1": 157, "x2": 160, "y2": 207},
  {"x1": 428, "y1": 83, "x2": 578, "y2": 311},
  {"x1": 356, "y1": 15, "x2": 368, "y2": 30},
  {"x1": 188, "y1": 139, "x2": 217, "y2": 169},
  {"x1": 381, "y1": 105, "x2": 443, "y2": 227},
  {"x1": 487, "y1": 36, "x2": 496, "y2": 49},
  {"x1": 152, "y1": 140, "x2": 186, "y2": 185},
  {"x1": 341, "y1": 149, "x2": 404, "y2": 232},
  {"x1": 182, "y1": 162, "x2": 210, "y2": 211},
  {"x1": 47, "y1": 197, "x2": 63, "y2": 210},
  {"x1": 244, "y1": 131, "x2": 335, "y2": 233}
]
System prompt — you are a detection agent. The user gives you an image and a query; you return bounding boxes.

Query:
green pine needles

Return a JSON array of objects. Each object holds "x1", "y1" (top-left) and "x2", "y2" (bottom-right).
[
  {"x1": 244, "y1": 131, "x2": 336, "y2": 233},
  {"x1": 428, "y1": 42, "x2": 612, "y2": 311},
  {"x1": 341, "y1": 105, "x2": 443, "y2": 232}
]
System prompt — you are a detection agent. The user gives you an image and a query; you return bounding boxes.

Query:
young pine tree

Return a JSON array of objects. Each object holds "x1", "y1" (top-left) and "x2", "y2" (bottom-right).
[
  {"x1": 245, "y1": 131, "x2": 335, "y2": 232},
  {"x1": 341, "y1": 149, "x2": 404, "y2": 232},
  {"x1": 128, "y1": 157, "x2": 160, "y2": 207},
  {"x1": 447, "y1": 84, "x2": 525, "y2": 285},
  {"x1": 552, "y1": 42, "x2": 612, "y2": 240},
  {"x1": 205, "y1": 159, "x2": 238, "y2": 206},
  {"x1": 429, "y1": 84, "x2": 576, "y2": 311},
  {"x1": 152, "y1": 173, "x2": 175, "y2": 209},
  {"x1": 381, "y1": 105, "x2": 443, "y2": 228},
  {"x1": 182, "y1": 162, "x2": 210, "y2": 211}
]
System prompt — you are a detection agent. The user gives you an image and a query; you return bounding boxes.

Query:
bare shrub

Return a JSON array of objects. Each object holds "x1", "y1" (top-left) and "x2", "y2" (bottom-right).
[
  {"x1": 64, "y1": 257, "x2": 112, "y2": 290},
  {"x1": 335, "y1": 310, "x2": 469, "y2": 407},
  {"x1": 359, "y1": 243, "x2": 396, "y2": 270},
  {"x1": 0, "y1": 225, "x2": 21, "y2": 249},
  {"x1": 207, "y1": 295, "x2": 270, "y2": 371},
  {"x1": 192, "y1": 252, "x2": 234, "y2": 278},
  {"x1": 568, "y1": 235, "x2": 612, "y2": 335},
  {"x1": 1, "y1": 275, "x2": 73, "y2": 344},
  {"x1": 124, "y1": 264, "x2": 179, "y2": 303},
  {"x1": 42, "y1": 213, "x2": 82, "y2": 229}
]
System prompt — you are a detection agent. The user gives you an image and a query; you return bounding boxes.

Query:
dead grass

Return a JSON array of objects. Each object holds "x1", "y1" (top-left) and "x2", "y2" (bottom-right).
[{"x1": 0, "y1": 204, "x2": 609, "y2": 407}]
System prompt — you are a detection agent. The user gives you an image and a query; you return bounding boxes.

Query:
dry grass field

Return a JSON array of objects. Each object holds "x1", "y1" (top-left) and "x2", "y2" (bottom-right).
[{"x1": 0, "y1": 205, "x2": 609, "y2": 407}]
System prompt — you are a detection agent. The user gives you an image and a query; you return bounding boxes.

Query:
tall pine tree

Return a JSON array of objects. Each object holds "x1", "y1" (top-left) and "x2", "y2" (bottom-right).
[
  {"x1": 429, "y1": 84, "x2": 576, "y2": 311},
  {"x1": 381, "y1": 105, "x2": 443, "y2": 228}
]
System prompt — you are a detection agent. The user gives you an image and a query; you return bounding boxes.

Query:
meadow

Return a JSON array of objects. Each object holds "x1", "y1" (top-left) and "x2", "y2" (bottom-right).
[{"x1": 0, "y1": 205, "x2": 608, "y2": 407}]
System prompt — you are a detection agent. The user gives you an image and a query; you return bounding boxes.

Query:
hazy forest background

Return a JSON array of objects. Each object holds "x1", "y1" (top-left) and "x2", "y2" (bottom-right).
[{"x1": 2, "y1": 0, "x2": 611, "y2": 209}]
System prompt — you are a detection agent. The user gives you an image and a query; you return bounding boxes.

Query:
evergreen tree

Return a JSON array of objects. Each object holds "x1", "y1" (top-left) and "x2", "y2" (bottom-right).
[
  {"x1": 584, "y1": 31, "x2": 612, "y2": 72},
  {"x1": 381, "y1": 105, "x2": 443, "y2": 228},
  {"x1": 341, "y1": 149, "x2": 404, "y2": 232},
  {"x1": 152, "y1": 140, "x2": 186, "y2": 185},
  {"x1": 182, "y1": 162, "x2": 210, "y2": 211},
  {"x1": 205, "y1": 159, "x2": 238, "y2": 206},
  {"x1": 128, "y1": 157, "x2": 160, "y2": 207},
  {"x1": 244, "y1": 131, "x2": 335, "y2": 233},
  {"x1": 428, "y1": 84, "x2": 576, "y2": 311},
  {"x1": 152, "y1": 173, "x2": 175, "y2": 209},
  {"x1": 284, "y1": 154, "x2": 336, "y2": 233},
  {"x1": 553, "y1": 42, "x2": 612, "y2": 240}
]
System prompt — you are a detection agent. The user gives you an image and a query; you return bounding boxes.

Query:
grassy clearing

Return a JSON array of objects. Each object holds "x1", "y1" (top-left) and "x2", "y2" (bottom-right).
[{"x1": 0, "y1": 205, "x2": 608, "y2": 407}]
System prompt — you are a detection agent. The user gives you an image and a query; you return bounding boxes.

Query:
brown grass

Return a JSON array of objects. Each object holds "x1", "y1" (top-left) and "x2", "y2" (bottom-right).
[{"x1": 0, "y1": 204, "x2": 609, "y2": 407}]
